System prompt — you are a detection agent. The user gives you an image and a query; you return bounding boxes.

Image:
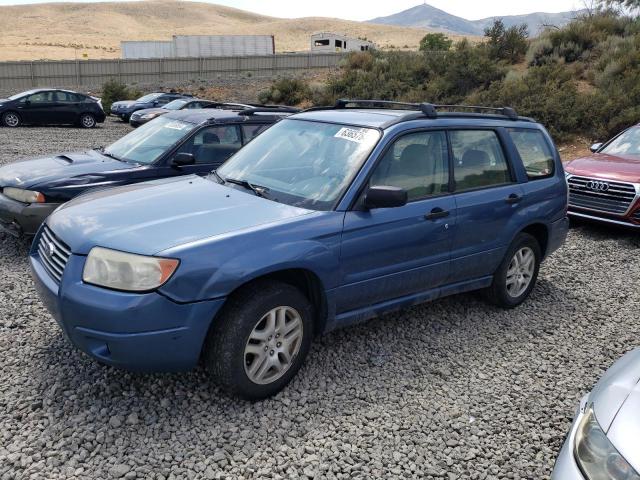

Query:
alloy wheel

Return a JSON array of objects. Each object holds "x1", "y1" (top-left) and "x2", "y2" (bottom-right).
[
  {"x1": 81, "y1": 114, "x2": 95, "y2": 128},
  {"x1": 244, "y1": 306, "x2": 304, "y2": 385},
  {"x1": 505, "y1": 247, "x2": 535, "y2": 298},
  {"x1": 3, "y1": 113, "x2": 19, "y2": 127}
]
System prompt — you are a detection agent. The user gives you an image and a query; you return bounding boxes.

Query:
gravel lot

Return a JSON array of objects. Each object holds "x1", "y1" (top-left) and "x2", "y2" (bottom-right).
[{"x1": 1, "y1": 119, "x2": 639, "y2": 480}]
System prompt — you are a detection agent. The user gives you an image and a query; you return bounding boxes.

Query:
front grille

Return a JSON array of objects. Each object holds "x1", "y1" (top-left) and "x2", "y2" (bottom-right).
[
  {"x1": 37, "y1": 225, "x2": 71, "y2": 283},
  {"x1": 568, "y1": 176, "x2": 637, "y2": 215}
]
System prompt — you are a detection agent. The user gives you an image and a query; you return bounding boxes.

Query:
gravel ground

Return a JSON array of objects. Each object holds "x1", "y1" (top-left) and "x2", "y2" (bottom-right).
[{"x1": 1, "y1": 120, "x2": 639, "y2": 480}]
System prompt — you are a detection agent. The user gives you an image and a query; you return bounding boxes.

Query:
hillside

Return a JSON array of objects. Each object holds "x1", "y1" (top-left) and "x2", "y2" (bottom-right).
[
  {"x1": 0, "y1": 0, "x2": 468, "y2": 61},
  {"x1": 368, "y1": 3, "x2": 584, "y2": 36}
]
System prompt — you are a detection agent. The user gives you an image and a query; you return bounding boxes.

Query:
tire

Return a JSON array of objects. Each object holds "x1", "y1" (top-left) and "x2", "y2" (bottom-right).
[
  {"x1": 204, "y1": 280, "x2": 314, "y2": 400},
  {"x1": 79, "y1": 113, "x2": 96, "y2": 129},
  {"x1": 484, "y1": 232, "x2": 541, "y2": 309},
  {"x1": 2, "y1": 111, "x2": 21, "y2": 128}
]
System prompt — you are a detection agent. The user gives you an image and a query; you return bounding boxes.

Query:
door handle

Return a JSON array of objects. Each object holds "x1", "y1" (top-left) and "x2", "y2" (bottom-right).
[
  {"x1": 425, "y1": 207, "x2": 450, "y2": 220},
  {"x1": 506, "y1": 193, "x2": 522, "y2": 204}
]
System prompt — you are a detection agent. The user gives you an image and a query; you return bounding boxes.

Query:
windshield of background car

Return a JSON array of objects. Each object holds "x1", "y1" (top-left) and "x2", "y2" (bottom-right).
[
  {"x1": 602, "y1": 127, "x2": 640, "y2": 156},
  {"x1": 8, "y1": 91, "x2": 33, "y2": 100},
  {"x1": 104, "y1": 116, "x2": 196, "y2": 164},
  {"x1": 164, "y1": 99, "x2": 188, "y2": 110},
  {"x1": 217, "y1": 119, "x2": 381, "y2": 211},
  {"x1": 136, "y1": 93, "x2": 162, "y2": 103}
]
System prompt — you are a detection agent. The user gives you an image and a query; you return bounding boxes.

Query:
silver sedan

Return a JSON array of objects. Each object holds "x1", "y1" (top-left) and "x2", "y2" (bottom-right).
[{"x1": 552, "y1": 348, "x2": 640, "y2": 480}]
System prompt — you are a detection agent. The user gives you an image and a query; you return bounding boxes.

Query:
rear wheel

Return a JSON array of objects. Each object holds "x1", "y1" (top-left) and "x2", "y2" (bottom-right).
[
  {"x1": 79, "y1": 113, "x2": 96, "y2": 128},
  {"x1": 2, "y1": 111, "x2": 21, "y2": 127},
  {"x1": 204, "y1": 280, "x2": 314, "y2": 400},
  {"x1": 484, "y1": 233, "x2": 541, "y2": 308}
]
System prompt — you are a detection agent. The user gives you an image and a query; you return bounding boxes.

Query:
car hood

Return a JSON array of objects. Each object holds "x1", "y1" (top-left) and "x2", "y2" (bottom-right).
[
  {"x1": 0, "y1": 98, "x2": 10, "y2": 103},
  {"x1": 589, "y1": 348, "x2": 640, "y2": 472},
  {"x1": 0, "y1": 150, "x2": 134, "y2": 189},
  {"x1": 112, "y1": 100, "x2": 135, "y2": 107},
  {"x1": 47, "y1": 175, "x2": 313, "y2": 255},
  {"x1": 564, "y1": 153, "x2": 640, "y2": 184},
  {"x1": 132, "y1": 108, "x2": 167, "y2": 116}
]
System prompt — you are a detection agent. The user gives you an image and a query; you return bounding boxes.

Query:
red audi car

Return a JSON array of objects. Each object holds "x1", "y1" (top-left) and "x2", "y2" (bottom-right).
[{"x1": 564, "y1": 125, "x2": 640, "y2": 228}]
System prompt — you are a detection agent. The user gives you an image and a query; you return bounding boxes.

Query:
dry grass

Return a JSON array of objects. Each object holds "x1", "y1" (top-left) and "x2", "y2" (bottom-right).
[{"x1": 0, "y1": 0, "x2": 471, "y2": 61}]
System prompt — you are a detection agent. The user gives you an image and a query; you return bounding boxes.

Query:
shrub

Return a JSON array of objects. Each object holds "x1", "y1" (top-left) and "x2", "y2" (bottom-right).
[
  {"x1": 100, "y1": 79, "x2": 140, "y2": 112},
  {"x1": 419, "y1": 33, "x2": 453, "y2": 52},
  {"x1": 258, "y1": 78, "x2": 310, "y2": 105}
]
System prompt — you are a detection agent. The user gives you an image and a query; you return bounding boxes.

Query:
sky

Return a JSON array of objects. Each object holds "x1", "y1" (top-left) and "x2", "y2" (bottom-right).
[{"x1": 0, "y1": 0, "x2": 588, "y2": 21}]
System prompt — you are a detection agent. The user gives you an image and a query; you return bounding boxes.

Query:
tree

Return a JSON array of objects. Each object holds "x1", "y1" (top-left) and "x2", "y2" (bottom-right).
[
  {"x1": 602, "y1": 0, "x2": 640, "y2": 8},
  {"x1": 484, "y1": 19, "x2": 529, "y2": 63},
  {"x1": 419, "y1": 33, "x2": 453, "y2": 52}
]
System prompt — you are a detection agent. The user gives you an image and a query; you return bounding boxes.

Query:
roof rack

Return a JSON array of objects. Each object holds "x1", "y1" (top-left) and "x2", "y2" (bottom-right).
[
  {"x1": 330, "y1": 99, "x2": 520, "y2": 120},
  {"x1": 238, "y1": 106, "x2": 300, "y2": 116}
]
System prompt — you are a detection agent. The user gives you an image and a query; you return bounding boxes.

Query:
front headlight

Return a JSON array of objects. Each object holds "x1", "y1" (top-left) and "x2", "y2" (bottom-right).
[
  {"x1": 3, "y1": 187, "x2": 45, "y2": 203},
  {"x1": 575, "y1": 406, "x2": 640, "y2": 480},
  {"x1": 83, "y1": 247, "x2": 179, "y2": 292},
  {"x1": 141, "y1": 113, "x2": 158, "y2": 120}
]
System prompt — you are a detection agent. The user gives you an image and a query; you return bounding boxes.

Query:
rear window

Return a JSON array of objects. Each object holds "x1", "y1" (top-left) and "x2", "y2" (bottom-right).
[{"x1": 508, "y1": 128, "x2": 555, "y2": 179}]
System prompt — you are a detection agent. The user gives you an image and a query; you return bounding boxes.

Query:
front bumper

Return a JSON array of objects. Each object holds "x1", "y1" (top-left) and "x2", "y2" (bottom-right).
[
  {"x1": 0, "y1": 192, "x2": 60, "y2": 237},
  {"x1": 568, "y1": 209, "x2": 640, "y2": 229},
  {"x1": 29, "y1": 242, "x2": 225, "y2": 372},
  {"x1": 551, "y1": 395, "x2": 589, "y2": 480}
]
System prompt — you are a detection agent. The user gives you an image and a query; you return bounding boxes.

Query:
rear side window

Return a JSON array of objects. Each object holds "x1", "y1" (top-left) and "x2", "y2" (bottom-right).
[
  {"x1": 370, "y1": 131, "x2": 449, "y2": 202},
  {"x1": 508, "y1": 128, "x2": 555, "y2": 179},
  {"x1": 451, "y1": 130, "x2": 511, "y2": 192}
]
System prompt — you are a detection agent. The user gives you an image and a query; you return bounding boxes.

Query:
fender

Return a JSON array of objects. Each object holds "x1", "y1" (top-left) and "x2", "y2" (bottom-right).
[{"x1": 158, "y1": 211, "x2": 345, "y2": 303}]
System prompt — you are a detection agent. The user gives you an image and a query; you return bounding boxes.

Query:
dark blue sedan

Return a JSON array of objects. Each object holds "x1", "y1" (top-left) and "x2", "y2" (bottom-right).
[{"x1": 0, "y1": 107, "x2": 295, "y2": 236}]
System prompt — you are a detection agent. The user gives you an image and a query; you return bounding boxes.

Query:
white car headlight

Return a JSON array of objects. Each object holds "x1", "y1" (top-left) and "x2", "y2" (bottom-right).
[
  {"x1": 141, "y1": 113, "x2": 159, "y2": 120},
  {"x1": 574, "y1": 406, "x2": 640, "y2": 480},
  {"x1": 83, "y1": 247, "x2": 179, "y2": 292},
  {"x1": 3, "y1": 187, "x2": 45, "y2": 203}
]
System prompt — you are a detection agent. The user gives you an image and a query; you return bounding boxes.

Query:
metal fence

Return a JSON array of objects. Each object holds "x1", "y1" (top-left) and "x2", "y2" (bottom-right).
[{"x1": 0, "y1": 53, "x2": 344, "y2": 92}]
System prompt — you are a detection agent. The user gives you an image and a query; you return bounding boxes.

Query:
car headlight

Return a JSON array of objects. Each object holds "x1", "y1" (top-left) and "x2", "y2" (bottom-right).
[
  {"x1": 141, "y1": 113, "x2": 158, "y2": 120},
  {"x1": 3, "y1": 187, "x2": 45, "y2": 203},
  {"x1": 575, "y1": 406, "x2": 640, "y2": 480},
  {"x1": 83, "y1": 247, "x2": 179, "y2": 292}
]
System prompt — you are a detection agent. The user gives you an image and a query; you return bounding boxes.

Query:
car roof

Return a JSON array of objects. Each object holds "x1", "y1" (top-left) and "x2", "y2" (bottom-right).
[
  {"x1": 292, "y1": 104, "x2": 539, "y2": 130},
  {"x1": 18, "y1": 88, "x2": 83, "y2": 95},
  {"x1": 162, "y1": 108, "x2": 291, "y2": 124}
]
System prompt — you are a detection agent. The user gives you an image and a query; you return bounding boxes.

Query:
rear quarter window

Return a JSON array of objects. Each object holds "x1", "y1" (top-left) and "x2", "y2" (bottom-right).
[{"x1": 508, "y1": 128, "x2": 555, "y2": 180}]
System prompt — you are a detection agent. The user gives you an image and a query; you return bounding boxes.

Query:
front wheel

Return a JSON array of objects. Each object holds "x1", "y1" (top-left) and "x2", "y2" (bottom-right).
[
  {"x1": 79, "y1": 113, "x2": 96, "y2": 128},
  {"x1": 204, "y1": 281, "x2": 314, "y2": 400},
  {"x1": 484, "y1": 233, "x2": 541, "y2": 308},
  {"x1": 2, "y1": 111, "x2": 21, "y2": 127}
]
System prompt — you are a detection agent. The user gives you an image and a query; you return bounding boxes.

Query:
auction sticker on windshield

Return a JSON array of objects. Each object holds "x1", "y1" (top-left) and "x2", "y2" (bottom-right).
[{"x1": 335, "y1": 127, "x2": 369, "y2": 143}]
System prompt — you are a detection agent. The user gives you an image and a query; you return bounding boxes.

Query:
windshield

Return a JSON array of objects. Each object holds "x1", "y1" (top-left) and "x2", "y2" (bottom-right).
[
  {"x1": 217, "y1": 119, "x2": 381, "y2": 211},
  {"x1": 104, "y1": 116, "x2": 196, "y2": 164},
  {"x1": 601, "y1": 127, "x2": 640, "y2": 156},
  {"x1": 136, "y1": 93, "x2": 162, "y2": 103},
  {"x1": 8, "y1": 90, "x2": 34, "y2": 100},
  {"x1": 164, "y1": 99, "x2": 188, "y2": 110}
]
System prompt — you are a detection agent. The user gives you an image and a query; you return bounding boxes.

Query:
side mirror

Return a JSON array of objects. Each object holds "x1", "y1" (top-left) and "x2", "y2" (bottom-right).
[
  {"x1": 171, "y1": 152, "x2": 195, "y2": 167},
  {"x1": 363, "y1": 186, "x2": 408, "y2": 209},
  {"x1": 590, "y1": 143, "x2": 603, "y2": 153},
  {"x1": 152, "y1": 100, "x2": 159, "y2": 106}
]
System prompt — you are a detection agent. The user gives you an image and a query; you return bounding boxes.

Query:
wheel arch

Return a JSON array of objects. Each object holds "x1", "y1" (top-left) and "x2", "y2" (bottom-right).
[
  {"x1": 222, "y1": 268, "x2": 329, "y2": 336},
  {"x1": 520, "y1": 222, "x2": 549, "y2": 258}
]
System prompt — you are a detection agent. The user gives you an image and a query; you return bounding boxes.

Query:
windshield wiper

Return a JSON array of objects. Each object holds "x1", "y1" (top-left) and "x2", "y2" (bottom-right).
[
  {"x1": 224, "y1": 177, "x2": 269, "y2": 198},
  {"x1": 210, "y1": 170, "x2": 225, "y2": 184},
  {"x1": 100, "y1": 149, "x2": 126, "y2": 163}
]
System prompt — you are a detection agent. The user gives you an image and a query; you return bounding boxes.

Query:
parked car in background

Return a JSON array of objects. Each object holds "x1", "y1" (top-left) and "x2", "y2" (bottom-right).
[
  {"x1": 29, "y1": 101, "x2": 569, "y2": 399},
  {"x1": 0, "y1": 106, "x2": 296, "y2": 237},
  {"x1": 564, "y1": 125, "x2": 640, "y2": 229},
  {"x1": 0, "y1": 89, "x2": 105, "y2": 128},
  {"x1": 552, "y1": 348, "x2": 640, "y2": 479},
  {"x1": 129, "y1": 100, "x2": 255, "y2": 127},
  {"x1": 110, "y1": 92, "x2": 192, "y2": 122}
]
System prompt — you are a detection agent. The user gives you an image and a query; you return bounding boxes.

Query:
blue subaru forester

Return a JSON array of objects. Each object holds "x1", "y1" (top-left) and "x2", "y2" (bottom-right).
[{"x1": 30, "y1": 100, "x2": 569, "y2": 399}]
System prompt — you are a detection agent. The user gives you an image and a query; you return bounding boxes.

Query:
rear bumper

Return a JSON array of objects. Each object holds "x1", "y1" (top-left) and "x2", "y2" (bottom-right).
[
  {"x1": 546, "y1": 216, "x2": 570, "y2": 258},
  {"x1": 0, "y1": 193, "x2": 60, "y2": 236},
  {"x1": 30, "y1": 246, "x2": 225, "y2": 371}
]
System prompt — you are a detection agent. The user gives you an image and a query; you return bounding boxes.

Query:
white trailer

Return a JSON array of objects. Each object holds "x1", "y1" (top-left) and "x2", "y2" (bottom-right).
[{"x1": 310, "y1": 33, "x2": 375, "y2": 53}]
